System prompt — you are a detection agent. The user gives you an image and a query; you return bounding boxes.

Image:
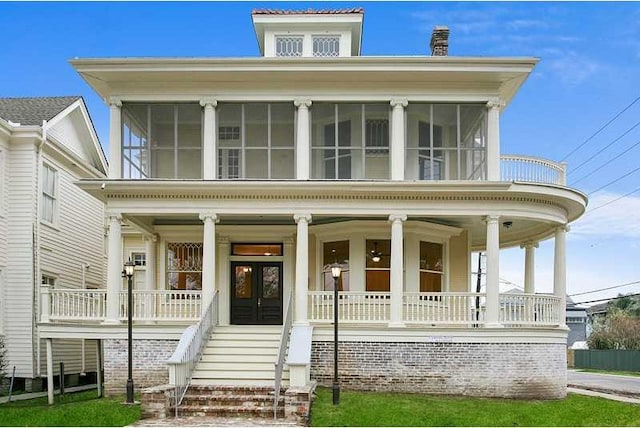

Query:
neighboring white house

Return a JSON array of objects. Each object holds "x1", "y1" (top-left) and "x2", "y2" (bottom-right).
[
  {"x1": 0, "y1": 96, "x2": 107, "y2": 391},
  {"x1": 37, "y1": 8, "x2": 587, "y2": 417}
]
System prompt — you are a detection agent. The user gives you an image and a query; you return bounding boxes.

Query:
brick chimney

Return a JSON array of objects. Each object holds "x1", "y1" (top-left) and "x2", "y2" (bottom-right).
[{"x1": 430, "y1": 26, "x2": 450, "y2": 56}]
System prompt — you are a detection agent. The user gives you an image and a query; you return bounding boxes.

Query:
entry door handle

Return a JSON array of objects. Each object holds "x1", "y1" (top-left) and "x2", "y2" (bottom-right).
[{"x1": 258, "y1": 297, "x2": 262, "y2": 307}]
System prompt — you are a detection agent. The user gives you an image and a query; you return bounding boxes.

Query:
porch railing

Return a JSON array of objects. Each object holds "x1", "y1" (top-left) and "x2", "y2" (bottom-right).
[
  {"x1": 501, "y1": 155, "x2": 567, "y2": 186},
  {"x1": 403, "y1": 292, "x2": 486, "y2": 325},
  {"x1": 500, "y1": 293, "x2": 562, "y2": 326},
  {"x1": 274, "y1": 293, "x2": 293, "y2": 419},
  {"x1": 48, "y1": 289, "x2": 201, "y2": 323},
  {"x1": 167, "y1": 291, "x2": 218, "y2": 417},
  {"x1": 308, "y1": 291, "x2": 391, "y2": 323}
]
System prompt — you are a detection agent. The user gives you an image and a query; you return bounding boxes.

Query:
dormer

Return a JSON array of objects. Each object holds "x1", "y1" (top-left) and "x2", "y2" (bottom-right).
[{"x1": 252, "y1": 8, "x2": 364, "y2": 57}]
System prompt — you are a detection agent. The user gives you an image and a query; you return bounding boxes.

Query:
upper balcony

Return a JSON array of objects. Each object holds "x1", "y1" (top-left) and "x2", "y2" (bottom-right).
[{"x1": 118, "y1": 101, "x2": 566, "y2": 187}]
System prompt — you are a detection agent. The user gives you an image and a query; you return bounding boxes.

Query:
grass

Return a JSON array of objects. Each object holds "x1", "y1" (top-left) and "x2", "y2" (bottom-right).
[
  {"x1": 0, "y1": 390, "x2": 141, "y2": 427},
  {"x1": 577, "y1": 368, "x2": 640, "y2": 378},
  {"x1": 310, "y1": 388, "x2": 640, "y2": 427}
]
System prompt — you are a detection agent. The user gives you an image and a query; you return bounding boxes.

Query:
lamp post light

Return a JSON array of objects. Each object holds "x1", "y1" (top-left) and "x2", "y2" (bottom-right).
[
  {"x1": 123, "y1": 259, "x2": 135, "y2": 404},
  {"x1": 330, "y1": 263, "x2": 342, "y2": 405}
]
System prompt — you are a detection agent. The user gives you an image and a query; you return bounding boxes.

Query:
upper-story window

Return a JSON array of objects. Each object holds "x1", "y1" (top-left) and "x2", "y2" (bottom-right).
[
  {"x1": 275, "y1": 36, "x2": 303, "y2": 57},
  {"x1": 313, "y1": 36, "x2": 340, "y2": 57},
  {"x1": 41, "y1": 164, "x2": 57, "y2": 224},
  {"x1": 311, "y1": 103, "x2": 390, "y2": 180},
  {"x1": 122, "y1": 103, "x2": 203, "y2": 179}
]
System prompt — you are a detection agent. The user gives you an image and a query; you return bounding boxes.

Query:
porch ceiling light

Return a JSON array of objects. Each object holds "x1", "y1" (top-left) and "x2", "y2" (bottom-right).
[
  {"x1": 331, "y1": 263, "x2": 342, "y2": 279},
  {"x1": 124, "y1": 259, "x2": 135, "y2": 278}
]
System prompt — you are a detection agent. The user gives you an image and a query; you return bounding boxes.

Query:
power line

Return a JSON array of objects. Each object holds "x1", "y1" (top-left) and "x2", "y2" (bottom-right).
[
  {"x1": 569, "y1": 120, "x2": 640, "y2": 175},
  {"x1": 574, "y1": 292, "x2": 640, "y2": 306},
  {"x1": 568, "y1": 280, "x2": 640, "y2": 297},
  {"x1": 586, "y1": 186, "x2": 640, "y2": 214},
  {"x1": 572, "y1": 137, "x2": 640, "y2": 185},
  {"x1": 587, "y1": 164, "x2": 640, "y2": 196},
  {"x1": 561, "y1": 95, "x2": 640, "y2": 161}
]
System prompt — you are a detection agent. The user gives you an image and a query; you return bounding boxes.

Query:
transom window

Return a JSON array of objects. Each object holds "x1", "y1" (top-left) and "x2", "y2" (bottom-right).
[
  {"x1": 41, "y1": 164, "x2": 57, "y2": 224},
  {"x1": 231, "y1": 243, "x2": 283, "y2": 256},
  {"x1": 167, "y1": 243, "x2": 202, "y2": 291},
  {"x1": 275, "y1": 36, "x2": 303, "y2": 57},
  {"x1": 131, "y1": 252, "x2": 147, "y2": 267},
  {"x1": 313, "y1": 36, "x2": 340, "y2": 57}
]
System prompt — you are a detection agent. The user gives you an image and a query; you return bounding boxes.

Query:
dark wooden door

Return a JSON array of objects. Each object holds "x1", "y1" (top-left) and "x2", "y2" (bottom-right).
[{"x1": 230, "y1": 262, "x2": 283, "y2": 325}]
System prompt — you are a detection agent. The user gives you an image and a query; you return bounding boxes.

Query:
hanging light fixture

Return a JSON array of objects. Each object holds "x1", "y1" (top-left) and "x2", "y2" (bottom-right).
[{"x1": 370, "y1": 242, "x2": 382, "y2": 263}]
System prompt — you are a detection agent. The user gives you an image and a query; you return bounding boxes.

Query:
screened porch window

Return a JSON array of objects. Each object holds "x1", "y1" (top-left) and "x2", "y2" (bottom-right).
[
  {"x1": 217, "y1": 103, "x2": 295, "y2": 179},
  {"x1": 406, "y1": 104, "x2": 487, "y2": 180},
  {"x1": 322, "y1": 240, "x2": 349, "y2": 291},
  {"x1": 166, "y1": 243, "x2": 202, "y2": 291}
]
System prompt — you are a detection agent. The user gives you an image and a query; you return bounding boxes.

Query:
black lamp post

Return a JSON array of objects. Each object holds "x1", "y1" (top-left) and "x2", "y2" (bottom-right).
[
  {"x1": 123, "y1": 259, "x2": 135, "y2": 404},
  {"x1": 330, "y1": 263, "x2": 342, "y2": 405}
]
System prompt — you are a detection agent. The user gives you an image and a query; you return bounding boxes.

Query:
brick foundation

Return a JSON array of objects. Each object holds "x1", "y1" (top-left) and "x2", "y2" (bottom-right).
[
  {"x1": 103, "y1": 339, "x2": 177, "y2": 396},
  {"x1": 311, "y1": 341, "x2": 566, "y2": 399}
]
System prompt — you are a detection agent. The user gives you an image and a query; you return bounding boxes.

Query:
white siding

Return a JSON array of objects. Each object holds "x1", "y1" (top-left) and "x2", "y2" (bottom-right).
[
  {"x1": 39, "y1": 338, "x2": 98, "y2": 376},
  {"x1": 0, "y1": 133, "x2": 9, "y2": 335},
  {"x1": 48, "y1": 109, "x2": 100, "y2": 170},
  {"x1": 5, "y1": 139, "x2": 37, "y2": 377}
]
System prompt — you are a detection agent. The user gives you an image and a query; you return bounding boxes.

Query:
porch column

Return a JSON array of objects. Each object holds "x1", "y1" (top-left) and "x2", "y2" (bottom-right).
[
  {"x1": 486, "y1": 99, "x2": 504, "y2": 181},
  {"x1": 484, "y1": 215, "x2": 501, "y2": 327},
  {"x1": 294, "y1": 213, "x2": 312, "y2": 325},
  {"x1": 554, "y1": 225, "x2": 568, "y2": 326},
  {"x1": 200, "y1": 213, "x2": 218, "y2": 315},
  {"x1": 522, "y1": 241, "x2": 538, "y2": 294},
  {"x1": 217, "y1": 237, "x2": 231, "y2": 325},
  {"x1": 294, "y1": 100, "x2": 312, "y2": 180},
  {"x1": 389, "y1": 214, "x2": 407, "y2": 327},
  {"x1": 104, "y1": 214, "x2": 123, "y2": 324},
  {"x1": 108, "y1": 98, "x2": 122, "y2": 179},
  {"x1": 46, "y1": 338, "x2": 54, "y2": 405},
  {"x1": 143, "y1": 235, "x2": 157, "y2": 323},
  {"x1": 200, "y1": 98, "x2": 217, "y2": 180},
  {"x1": 390, "y1": 99, "x2": 407, "y2": 181},
  {"x1": 283, "y1": 237, "x2": 295, "y2": 311}
]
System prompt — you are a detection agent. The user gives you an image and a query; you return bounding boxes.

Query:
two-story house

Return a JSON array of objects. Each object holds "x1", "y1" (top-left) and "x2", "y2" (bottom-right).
[
  {"x1": 38, "y1": 8, "x2": 586, "y2": 419},
  {"x1": 0, "y1": 96, "x2": 107, "y2": 392}
]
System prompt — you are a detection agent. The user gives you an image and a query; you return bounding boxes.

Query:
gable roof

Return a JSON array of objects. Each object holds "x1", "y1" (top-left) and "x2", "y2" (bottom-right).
[{"x1": 0, "y1": 96, "x2": 81, "y2": 126}]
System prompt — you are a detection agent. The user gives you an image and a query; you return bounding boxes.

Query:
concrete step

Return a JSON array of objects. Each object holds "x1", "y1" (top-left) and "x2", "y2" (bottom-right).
[
  {"x1": 192, "y1": 370, "x2": 287, "y2": 380},
  {"x1": 195, "y1": 362, "x2": 279, "y2": 371},
  {"x1": 190, "y1": 378, "x2": 288, "y2": 387}
]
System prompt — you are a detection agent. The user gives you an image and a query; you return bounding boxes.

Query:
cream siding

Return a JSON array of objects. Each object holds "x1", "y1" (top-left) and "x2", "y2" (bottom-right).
[
  {"x1": 38, "y1": 338, "x2": 98, "y2": 376},
  {"x1": 449, "y1": 230, "x2": 470, "y2": 292},
  {"x1": 48, "y1": 110, "x2": 100, "y2": 170},
  {"x1": 0, "y1": 133, "x2": 7, "y2": 335},
  {"x1": 5, "y1": 139, "x2": 37, "y2": 377}
]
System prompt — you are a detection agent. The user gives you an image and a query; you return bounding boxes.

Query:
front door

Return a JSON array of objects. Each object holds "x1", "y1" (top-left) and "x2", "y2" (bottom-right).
[{"x1": 230, "y1": 262, "x2": 283, "y2": 325}]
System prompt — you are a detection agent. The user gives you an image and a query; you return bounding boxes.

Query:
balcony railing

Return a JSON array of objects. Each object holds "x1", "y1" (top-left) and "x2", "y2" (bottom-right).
[
  {"x1": 47, "y1": 289, "x2": 201, "y2": 323},
  {"x1": 501, "y1": 155, "x2": 567, "y2": 186}
]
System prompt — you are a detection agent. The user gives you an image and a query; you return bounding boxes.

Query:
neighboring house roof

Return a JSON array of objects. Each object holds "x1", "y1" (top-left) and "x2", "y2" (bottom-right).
[
  {"x1": 252, "y1": 8, "x2": 364, "y2": 15},
  {"x1": 0, "y1": 96, "x2": 81, "y2": 126},
  {"x1": 586, "y1": 301, "x2": 609, "y2": 315}
]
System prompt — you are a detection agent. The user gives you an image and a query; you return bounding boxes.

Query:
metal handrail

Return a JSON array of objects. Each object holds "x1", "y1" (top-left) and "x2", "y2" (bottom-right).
[
  {"x1": 273, "y1": 293, "x2": 293, "y2": 419},
  {"x1": 166, "y1": 290, "x2": 218, "y2": 417}
]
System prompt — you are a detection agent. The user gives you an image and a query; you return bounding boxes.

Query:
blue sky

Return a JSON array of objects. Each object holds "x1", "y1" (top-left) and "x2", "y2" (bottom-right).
[{"x1": 1, "y1": 1, "x2": 639, "y2": 304}]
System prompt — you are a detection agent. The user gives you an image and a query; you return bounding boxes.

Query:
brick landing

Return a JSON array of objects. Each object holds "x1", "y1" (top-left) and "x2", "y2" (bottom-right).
[{"x1": 129, "y1": 415, "x2": 302, "y2": 427}]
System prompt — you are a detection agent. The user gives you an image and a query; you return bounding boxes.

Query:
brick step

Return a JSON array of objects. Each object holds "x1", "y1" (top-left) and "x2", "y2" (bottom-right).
[
  {"x1": 182, "y1": 394, "x2": 283, "y2": 405},
  {"x1": 175, "y1": 404, "x2": 284, "y2": 418}
]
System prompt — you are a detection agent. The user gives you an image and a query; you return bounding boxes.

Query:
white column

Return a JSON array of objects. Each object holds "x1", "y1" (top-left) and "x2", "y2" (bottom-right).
[
  {"x1": 218, "y1": 237, "x2": 230, "y2": 325},
  {"x1": 521, "y1": 241, "x2": 538, "y2": 294},
  {"x1": 389, "y1": 214, "x2": 407, "y2": 327},
  {"x1": 283, "y1": 237, "x2": 295, "y2": 309},
  {"x1": 200, "y1": 98, "x2": 217, "y2": 180},
  {"x1": 96, "y1": 340, "x2": 103, "y2": 398},
  {"x1": 143, "y1": 235, "x2": 157, "y2": 323},
  {"x1": 200, "y1": 213, "x2": 218, "y2": 315},
  {"x1": 486, "y1": 99, "x2": 504, "y2": 181},
  {"x1": 294, "y1": 100, "x2": 312, "y2": 180},
  {"x1": 484, "y1": 215, "x2": 501, "y2": 327},
  {"x1": 104, "y1": 214, "x2": 123, "y2": 324},
  {"x1": 40, "y1": 283, "x2": 51, "y2": 323},
  {"x1": 554, "y1": 225, "x2": 568, "y2": 326},
  {"x1": 390, "y1": 99, "x2": 407, "y2": 181},
  {"x1": 294, "y1": 213, "x2": 312, "y2": 325},
  {"x1": 108, "y1": 98, "x2": 122, "y2": 179},
  {"x1": 46, "y1": 338, "x2": 54, "y2": 405}
]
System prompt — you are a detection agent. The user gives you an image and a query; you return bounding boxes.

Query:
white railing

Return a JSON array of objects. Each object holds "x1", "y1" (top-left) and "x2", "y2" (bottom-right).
[
  {"x1": 167, "y1": 291, "x2": 218, "y2": 417},
  {"x1": 308, "y1": 291, "x2": 391, "y2": 323},
  {"x1": 403, "y1": 292, "x2": 486, "y2": 325},
  {"x1": 50, "y1": 289, "x2": 107, "y2": 321},
  {"x1": 501, "y1": 155, "x2": 567, "y2": 186},
  {"x1": 500, "y1": 293, "x2": 562, "y2": 326},
  {"x1": 274, "y1": 293, "x2": 293, "y2": 419},
  {"x1": 118, "y1": 290, "x2": 201, "y2": 322},
  {"x1": 48, "y1": 289, "x2": 201, "y2": 323}
]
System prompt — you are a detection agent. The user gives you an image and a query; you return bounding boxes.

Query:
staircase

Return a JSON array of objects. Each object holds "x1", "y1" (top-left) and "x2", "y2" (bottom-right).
[{"x1": 177, "y1": 325, "x2": 289, "y2": 418}]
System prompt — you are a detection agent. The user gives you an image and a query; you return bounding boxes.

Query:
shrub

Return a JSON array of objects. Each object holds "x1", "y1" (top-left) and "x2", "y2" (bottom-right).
[
  {"x1": 0, "y1": 335, "x2": 7, "y2": 378},
  {"x1": 587, "y1": 310, "x2": 640, "y2": 350}
]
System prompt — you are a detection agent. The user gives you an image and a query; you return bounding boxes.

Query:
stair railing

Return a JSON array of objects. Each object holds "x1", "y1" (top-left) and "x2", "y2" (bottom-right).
[
  {"x1": 273, "y1": 292, "x2": 293, "y2": 419},
  {"x1": 167, "y1": 290, "x2": 218, "y2": 417}
]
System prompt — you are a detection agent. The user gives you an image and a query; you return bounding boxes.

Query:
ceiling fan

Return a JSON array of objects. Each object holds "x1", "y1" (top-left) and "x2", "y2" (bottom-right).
[{"x1": 367, "y1": 241, "x2": 388, "y2": 263}]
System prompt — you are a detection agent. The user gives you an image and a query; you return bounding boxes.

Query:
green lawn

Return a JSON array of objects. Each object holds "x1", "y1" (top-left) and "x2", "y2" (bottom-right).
[
  {"x1": 0, "y1": 390, "x2": 141, "y2": 427},
  {"x1": 577, "y1": 368, "x2": 640, "y2": 378},
  {"x1": 311, "y1": 388, "x2": 640, "y2": 427}
]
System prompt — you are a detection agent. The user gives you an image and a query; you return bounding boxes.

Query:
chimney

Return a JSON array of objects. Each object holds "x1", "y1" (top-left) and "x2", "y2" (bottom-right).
[{"x1": 430, "y1": 26, "x2": 450, "y2": 56}]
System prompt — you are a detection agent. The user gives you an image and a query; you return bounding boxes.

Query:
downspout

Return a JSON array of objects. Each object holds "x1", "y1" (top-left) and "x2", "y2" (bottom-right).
[
  {"x1": 34, "y1": 120, "x2": 47, "y2": 378},
  {"x1": 80, "y1": 263, "x2": 88, "y2": 375}
]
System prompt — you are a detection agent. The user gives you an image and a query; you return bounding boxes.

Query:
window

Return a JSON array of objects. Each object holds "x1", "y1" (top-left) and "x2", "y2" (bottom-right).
[
  {"x1": 131, "y1": 252, "x2": 147, "y2": 267},
  {"x1": 365, "y1": 240, "x2": 390, "y2": 292},
  {"x1": 419, "y1": 242, "x2": 443, "y2": 292},
  {"x1": 167, "y1": 243, "x2": 202, "y2": 291},
  {"x1": 219, "y1": 126, "x2": 240, "y2": 141},
  {"x1": 42, "y1": 274, "x2": 56, "y2": 286},
  {"x1": 41, "y1": 164, "x2": 57, "y2": 224},
  {"x1": 313, "y1": 36, "x2": 340, "y2": 57},
  {"x1": 322, "y1": 241, "x2": 349, "y2": 291},
  {"x1": 275, "y1": 36, "x2": 303, "y2": 57},
  {"x1": 365, "y1": 119, "x2": 389, "y2": 153}
]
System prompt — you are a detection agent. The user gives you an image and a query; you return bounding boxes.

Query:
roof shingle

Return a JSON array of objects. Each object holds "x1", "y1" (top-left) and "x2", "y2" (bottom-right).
[
  {"x1": 252, "y1": 7, "x2": 364, "y2": 15},
  {"x1": 0, "y1": 96, "x2": 81, "y2": 126}
]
